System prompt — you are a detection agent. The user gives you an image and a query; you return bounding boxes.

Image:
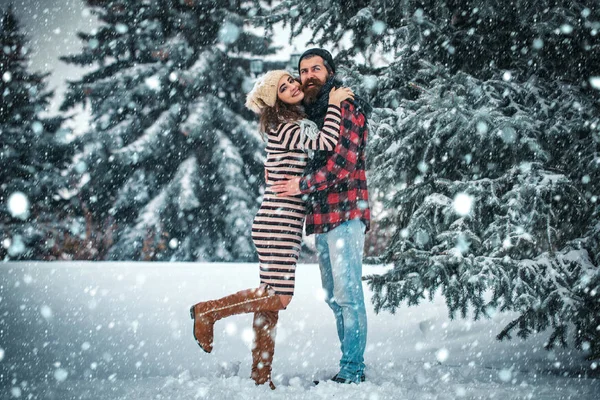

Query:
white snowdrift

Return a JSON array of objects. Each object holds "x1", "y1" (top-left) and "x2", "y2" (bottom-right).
[{"x1": 0, "y1": 262, "x2": 597, "y2": 400}]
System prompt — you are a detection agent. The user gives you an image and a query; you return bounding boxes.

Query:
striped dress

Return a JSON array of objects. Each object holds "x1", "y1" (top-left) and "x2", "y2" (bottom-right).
[{"x1": 251, "y1": 105, "x2": 342, "y2": 295}]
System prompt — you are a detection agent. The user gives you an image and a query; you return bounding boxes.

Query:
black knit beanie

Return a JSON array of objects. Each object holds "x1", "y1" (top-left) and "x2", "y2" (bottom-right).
[{"x1": 298, "y1": 48, "x2": 336, "y2": 74}]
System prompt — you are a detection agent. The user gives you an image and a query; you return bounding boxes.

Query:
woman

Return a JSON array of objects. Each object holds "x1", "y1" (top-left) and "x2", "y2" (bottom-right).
[{"x1": 189, "y1": 70, "x2": 353, "y2": 389}]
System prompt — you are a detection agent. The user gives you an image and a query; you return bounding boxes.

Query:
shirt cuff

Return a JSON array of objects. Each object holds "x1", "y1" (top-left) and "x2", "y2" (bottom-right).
[{"x1": 299, "y1": 177, "x2": 311, "y2": 194}]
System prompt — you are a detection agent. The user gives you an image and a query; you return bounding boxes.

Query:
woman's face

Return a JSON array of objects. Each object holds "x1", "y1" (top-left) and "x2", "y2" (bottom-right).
[{"x1": 276, "y1": 75, "x2": 304, "y2": 105}]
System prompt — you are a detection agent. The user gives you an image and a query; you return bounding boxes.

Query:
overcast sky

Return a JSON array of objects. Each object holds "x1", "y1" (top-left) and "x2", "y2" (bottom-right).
[{"x1": 4, "y1": 0, "x2": 98, "y2": 114}]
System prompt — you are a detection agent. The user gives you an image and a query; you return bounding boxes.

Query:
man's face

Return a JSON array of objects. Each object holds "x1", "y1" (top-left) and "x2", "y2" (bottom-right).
[{"x1": 299, "y1": 56, "x2": 330, "y2": 104}]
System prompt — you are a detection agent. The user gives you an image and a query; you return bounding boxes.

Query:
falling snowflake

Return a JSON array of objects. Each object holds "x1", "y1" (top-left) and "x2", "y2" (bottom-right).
[
  {"x1": 241, "y1": 327, "x2": 254, "y2": 347},
  {"x1": 499, "y1": 126, "x2": 517, "y2": 144},
  {"x1": 436, "y1": 348, "x2": 449, "y2": 362},
  {"x1": 7, "y1": 235, "x2": 25, "y2": 256},
  {"x1": 560, "y1": 24, "x2": 573, "y2": 34},
  {"x1": 498, "y1": 369, "x2": 512, "y2": 382},
  {"x1": 225, "y1": 322, "x2": 237, "y2": 336},
  {"x1": 476, "y1": 121, "x2": 488, "y2": 134},
  {"x1": 145, "y1": 75, "x2": 161, "y2": 91},
  {"x1": 115, "y1": 23, "x2": 128, "y2": 34},
  {"x1": 455, "y1": 386, "x2": 467, "y2": 397},
  {"x1": 31, "y1": 121, "x2": 44, "y2": 134},
  {"x1": 453, "y1": 193, "x2": 474, "y2": 216},
  {"x1": 314, "y1": 287, "x2": 327, "y2": 302},
  {"x1": 7, "y1": 192, "x2": 30, "y2": 220},
  {"x1": 218, "y1": 21, "x2": 240, "y2": 44},
  {"x1": 75, "y1": 160, "x2": 88, "y2": 173},
  {"x1": 372, "y1": 20, "x2": 386, "y2": 35},
  {"x1": 54, "y1": 368, "x2": 69, "y2": 382},
  {"x1": 40, "y1": 305, "x2": 53, "y2": 319}
]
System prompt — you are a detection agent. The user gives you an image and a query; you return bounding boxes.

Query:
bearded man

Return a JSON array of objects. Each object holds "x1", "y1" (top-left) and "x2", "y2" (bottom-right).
[{"x1": 271, "y1": 48, "x2": 372, "y2": 384}]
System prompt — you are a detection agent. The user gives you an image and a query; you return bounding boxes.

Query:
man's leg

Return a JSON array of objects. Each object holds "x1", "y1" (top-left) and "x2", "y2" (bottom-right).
[
  {"x1": 315, "y1": 233, "x2": 345, "y2": 348},
  {"x1": 325, "y1": 219, "x2": 367, "y2": 382}
]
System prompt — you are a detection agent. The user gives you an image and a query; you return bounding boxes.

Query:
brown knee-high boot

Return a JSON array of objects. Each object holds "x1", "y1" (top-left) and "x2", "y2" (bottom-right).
[
  {"x1": 251, "y1": 310, "x2": 279, "y2": 390},
  {"x1": 189, "y1": 286, "x2": 284, "y2": 353}
]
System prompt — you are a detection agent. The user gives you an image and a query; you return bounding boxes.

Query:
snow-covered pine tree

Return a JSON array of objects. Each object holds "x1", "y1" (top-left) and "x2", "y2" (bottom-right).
[
  {"x1": 268, "y1": 1, "x2": 599, "y2": 99},
  {"x1": 60, "y1": 0, "x2": 274, "y2": 261},
  {"x1": 0, "y1": 6, "x2": 71, "y2": 260},
  {"x1": 367, "y1": 62, "x2": 600, "y2": 359},
  {"x1": 269, "y1": 1, "x2": 600, "y2": 358}
]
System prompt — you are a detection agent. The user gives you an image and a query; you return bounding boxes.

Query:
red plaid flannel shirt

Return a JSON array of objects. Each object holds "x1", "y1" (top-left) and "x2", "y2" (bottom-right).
[{"x1": 299, "y1": 101, "x2": 371, "y2": 235}]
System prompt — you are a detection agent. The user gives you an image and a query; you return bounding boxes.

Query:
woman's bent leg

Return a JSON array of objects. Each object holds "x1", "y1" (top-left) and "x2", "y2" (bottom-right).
[{"x1": 190, "y1": 285, "x2": 285, "y2": 353}]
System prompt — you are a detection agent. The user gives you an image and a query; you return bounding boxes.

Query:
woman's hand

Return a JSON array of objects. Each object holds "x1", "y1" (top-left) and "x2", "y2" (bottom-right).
[{"x1": 328, "y1": 87, "x2": 354, "y2": 106}]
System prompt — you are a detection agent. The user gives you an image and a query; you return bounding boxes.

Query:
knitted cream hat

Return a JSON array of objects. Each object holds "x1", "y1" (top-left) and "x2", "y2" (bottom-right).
[{"x1": 245, "y1": 70, "x2": 292, "y2": 114}]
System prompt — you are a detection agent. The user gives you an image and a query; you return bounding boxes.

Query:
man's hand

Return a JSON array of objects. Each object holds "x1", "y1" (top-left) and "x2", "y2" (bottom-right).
[{"x1": 271, "y1": 175, "x2": 302, "y2": 196}]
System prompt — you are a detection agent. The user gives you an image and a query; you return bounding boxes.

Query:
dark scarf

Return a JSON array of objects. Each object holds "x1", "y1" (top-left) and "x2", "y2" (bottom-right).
[
  {"x1": 304, "y1": 77, "x2": 373, "y2": 128},
  {"x1": 303, "y1": 76, "x2": 372, "y2": 179}
]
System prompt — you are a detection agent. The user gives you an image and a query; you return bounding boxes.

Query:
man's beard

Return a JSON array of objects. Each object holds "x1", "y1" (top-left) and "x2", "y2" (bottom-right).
[{"x1": 301, "y1": 77, "x2": 325, "y2": 105}]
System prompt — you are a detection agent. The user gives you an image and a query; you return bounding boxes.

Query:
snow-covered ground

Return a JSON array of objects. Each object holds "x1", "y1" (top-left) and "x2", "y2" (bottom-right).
[{"x1": 0, "y1": 262, "x2": 598, "y2": 399}]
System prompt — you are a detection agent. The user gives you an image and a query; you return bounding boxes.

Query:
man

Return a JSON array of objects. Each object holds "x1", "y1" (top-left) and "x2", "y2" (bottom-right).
[{"x1": 271, "y1": 48, "x2": 371, "y2": 384}]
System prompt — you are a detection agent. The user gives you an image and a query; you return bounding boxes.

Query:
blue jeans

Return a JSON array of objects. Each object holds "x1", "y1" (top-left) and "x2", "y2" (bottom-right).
[{"x1": 315, "y1": 219, "x2": 367, "y2": 382}]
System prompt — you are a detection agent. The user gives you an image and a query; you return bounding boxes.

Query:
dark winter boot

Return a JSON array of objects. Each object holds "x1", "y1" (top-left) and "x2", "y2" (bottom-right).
[
  {"x1": 313, "y1": 373, "x2": 366, "y2": 385},
  {"x1": 189, "y1": 286, "x2": 284, "y2": 353},
  {"x1": 331, "y1": 373, "x2": 366, "y2": 384},
  {"x1": 251, "y1": 310, "x2": 278, "y2": 390}
]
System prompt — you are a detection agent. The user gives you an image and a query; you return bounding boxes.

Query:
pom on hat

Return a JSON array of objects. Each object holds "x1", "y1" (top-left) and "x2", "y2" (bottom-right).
[{"x1": 245, "y1": 70, "x2": 292, "y2": 114}]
